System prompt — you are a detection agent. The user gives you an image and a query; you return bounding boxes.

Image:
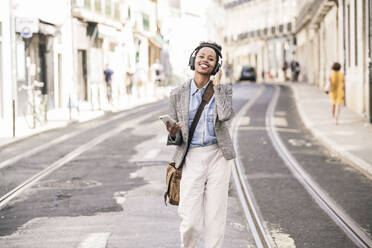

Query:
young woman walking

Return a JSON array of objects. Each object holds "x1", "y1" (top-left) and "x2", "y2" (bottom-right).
[
  {"x1": 165, "y1": 41, "x2": 235, "y2": 248},
  {"x1": 329, "y1": 62, "x2": 345, "y2": 125}
]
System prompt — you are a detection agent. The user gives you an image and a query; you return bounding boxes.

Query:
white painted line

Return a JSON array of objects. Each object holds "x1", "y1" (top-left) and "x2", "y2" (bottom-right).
[
  {"x1": 144, "y1": 149, "x2": 161, "y2": 159},
  {"x1": 78, "y1": 233, "x2": 111, "y2": 248},
  {"x1": 238, "y1": 126, "x2": 300, "y2": 133},
  {"x1": 239, "y1": 116, "x2": 251, "y2": 126},
  {"x1": 230, "y1": 84, "x2": 274, "y2": 248},
  {"x1": 273, "y1": 117, "x2": 288, "y2": 127}
]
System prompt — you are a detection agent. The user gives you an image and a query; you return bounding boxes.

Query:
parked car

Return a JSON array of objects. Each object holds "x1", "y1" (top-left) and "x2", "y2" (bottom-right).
[{"x1": 239, "y1": 66, "x2": 256, "y2": 82}]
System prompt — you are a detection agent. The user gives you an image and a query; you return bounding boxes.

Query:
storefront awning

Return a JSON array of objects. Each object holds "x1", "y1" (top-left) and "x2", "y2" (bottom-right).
[
  {"x1": 149, "y1": 34, "x2": 167, "y2": 49},
  {"x1": 97, "y1": 24, "x2": 119, "y2": 39},
  {"x1": 39, "y1": 21, "x2": 58, "y2": 36}
]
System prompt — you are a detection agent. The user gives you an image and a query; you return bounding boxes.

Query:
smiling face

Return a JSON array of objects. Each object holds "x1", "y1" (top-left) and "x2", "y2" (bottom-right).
[{"x1": 194, "y1": 47, "x2": 217, "y2": 76}]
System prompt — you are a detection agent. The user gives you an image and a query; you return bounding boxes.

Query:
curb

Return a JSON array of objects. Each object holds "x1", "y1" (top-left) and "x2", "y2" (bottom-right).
[
  {"x1": 288, "y1": 83, "x2": 372, "y2": 179},
  {"x1": 0, "y1": 97, "x2": 167, "y2": 150},
  {"x1": 0, "y1": 113, "x2": 104, "y2": 150}
]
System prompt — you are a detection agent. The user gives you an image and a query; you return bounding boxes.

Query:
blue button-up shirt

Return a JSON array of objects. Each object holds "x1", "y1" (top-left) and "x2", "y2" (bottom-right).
[{"x1": 188, "y1": 80, "x2": 217, "y2": 148}]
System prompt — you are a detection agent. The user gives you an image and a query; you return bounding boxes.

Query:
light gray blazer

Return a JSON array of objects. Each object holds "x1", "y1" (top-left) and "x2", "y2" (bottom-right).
[{"x1": 167, "y1": 79, "x2": 236, "y2": 169}]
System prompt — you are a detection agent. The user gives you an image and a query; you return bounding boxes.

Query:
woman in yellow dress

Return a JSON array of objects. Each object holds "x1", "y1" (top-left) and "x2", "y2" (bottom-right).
[{"x1": 329, "y1": 62, "x2": 344, "y2": 125}]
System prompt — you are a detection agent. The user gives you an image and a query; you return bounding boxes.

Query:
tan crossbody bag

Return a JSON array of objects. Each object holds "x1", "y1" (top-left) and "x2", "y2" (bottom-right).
[{"x1": 164, "y1": 82, "x2": 215, "y2": 206}]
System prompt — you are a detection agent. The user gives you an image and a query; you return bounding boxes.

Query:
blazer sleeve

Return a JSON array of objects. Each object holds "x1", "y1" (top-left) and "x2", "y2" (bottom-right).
[
  {"x1": 166, "y1": 91, "x2": 183, "y2": 146},
  {"x1": 214, "y1": 84, "x2": 234, "y2": 122}
]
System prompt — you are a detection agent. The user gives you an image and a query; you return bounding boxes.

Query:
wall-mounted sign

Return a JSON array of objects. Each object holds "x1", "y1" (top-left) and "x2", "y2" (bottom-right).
[
  {"x1": 20, "y1": 27, "x2": 32, "y2": 38},
  {"x1": 15, "y1": 17, "x2": 39, "y2": 37}
]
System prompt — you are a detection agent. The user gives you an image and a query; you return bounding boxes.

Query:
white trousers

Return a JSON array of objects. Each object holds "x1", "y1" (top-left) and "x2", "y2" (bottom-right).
[{"x1": 178, "y1": 144, "x2": 232, "y2": 248}]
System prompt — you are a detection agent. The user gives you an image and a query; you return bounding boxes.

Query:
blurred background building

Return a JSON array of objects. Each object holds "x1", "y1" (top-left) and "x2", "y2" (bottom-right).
[
  {"x1": 222, "y1": 0, "x2": 297, "y2": 82},
  {"x1": 0, "y1": 0, "x2": 371, "y2": 126},
  {"x1": 0, "y1": 0, "x2": 222, "y2": 127},
  {"x1": 295, "y1": 0, "x2": 371, "y2": 120},
  {"x1": 221, "y1": 0, "x2": 372, "y2": 122}
]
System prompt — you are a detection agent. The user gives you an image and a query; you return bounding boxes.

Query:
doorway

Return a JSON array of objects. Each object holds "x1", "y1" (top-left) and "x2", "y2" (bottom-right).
[
  {"x1": 0, "y1": 41, "x2": 3, "y2": 119},
  {"x1": 77, "y1": 49, "x2": 88, "y2": 101},
  {"x1": 58, "y1": 53, "x2": 62, "y2": 108},
  {"x1": 369, "y1": 0, "x2": 372, "y2": 122}
]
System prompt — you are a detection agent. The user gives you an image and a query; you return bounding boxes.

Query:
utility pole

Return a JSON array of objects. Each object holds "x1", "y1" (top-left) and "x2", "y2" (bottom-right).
[
  {"x1": 369, "y1": 0, "x2": 372, "y2": 123},
  {"x1": 9, "y1": 0, "x2": 17, "y2": 136}
]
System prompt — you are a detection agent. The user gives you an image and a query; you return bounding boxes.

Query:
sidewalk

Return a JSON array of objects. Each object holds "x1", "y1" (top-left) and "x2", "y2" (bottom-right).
[
  {"x1": 289, "y1": 82, "x2": 372, "y2": 179},
  {"x1": 0, "y1": 87, "x2": 171, "y2": 149}
]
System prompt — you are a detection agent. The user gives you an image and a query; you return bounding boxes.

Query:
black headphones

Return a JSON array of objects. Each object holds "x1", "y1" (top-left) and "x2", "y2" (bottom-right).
[{"x1": 188, "y1": 44, "x2": 223, "y2": 75}]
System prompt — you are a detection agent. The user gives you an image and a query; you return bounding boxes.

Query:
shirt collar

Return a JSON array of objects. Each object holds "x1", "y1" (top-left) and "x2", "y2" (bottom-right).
[{"x1": 191, "y1": 79, "x2": 211, "y2": 96}]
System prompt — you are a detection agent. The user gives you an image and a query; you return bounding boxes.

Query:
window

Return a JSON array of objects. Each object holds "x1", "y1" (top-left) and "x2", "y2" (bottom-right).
[
  {"x1": 143, "y1": 13, "x2": 149, "y2": 31},
  {"x1": 84, "y1": 0, "x2": 91, "y2": 8},
  {"x1": 354, "y1": 0, "x2": 358, "y2": 66},
  {"x1": 106, "y1": 0, "x2": 112, "y2": 16},
  {"x1": 136, "y1": 51, "x2": 139, "y2": 63},
  {"x1": 95, "y1": 0, "x2": 101, "y2": 13},
  {"x1": 347, "y1": 4, "x2": 351, "y2": 67},
  {"x1": 287, "y1": 22, "x2": 292, "y2": 32},
  {"x1": 114, "y1": 1, "x2": 120, "y2": 20}
]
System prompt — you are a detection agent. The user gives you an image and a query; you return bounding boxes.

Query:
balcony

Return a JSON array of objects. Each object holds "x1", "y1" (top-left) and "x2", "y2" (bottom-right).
[
  {"x1": 71, "y1": 0, "x2": 122, "y2": 29},
  {"x1": 295, "y1": 0, "x2": 336, "y2": 33}
]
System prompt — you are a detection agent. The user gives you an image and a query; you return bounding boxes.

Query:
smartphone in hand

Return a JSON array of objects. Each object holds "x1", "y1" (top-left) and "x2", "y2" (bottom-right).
[{"x1": 159, "y1": 115, "x2": 176, "y2": 126}]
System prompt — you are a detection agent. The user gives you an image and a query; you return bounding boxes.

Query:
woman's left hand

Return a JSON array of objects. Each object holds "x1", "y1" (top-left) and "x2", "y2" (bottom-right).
[{"x1": 213, "y1": 69, "x2": 223, "y2": 86}]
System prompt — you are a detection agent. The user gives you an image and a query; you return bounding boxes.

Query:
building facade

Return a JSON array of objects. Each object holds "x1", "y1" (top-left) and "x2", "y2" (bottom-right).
[
  {"x1": 222, "y1": 0, "x2": 297, "y2": 82},
  {"x1": 0, "y1": 0, "x2": 14, "y2": 122},
  {"x1": 296, "y1": 0, "x2": 372, "y2": 121},
  {"x1": 3, "y1": 0, "x2": 74, "y2": 117},
  {"x1": 0, "y1": 0, "x2": 166, "y2": 127}
]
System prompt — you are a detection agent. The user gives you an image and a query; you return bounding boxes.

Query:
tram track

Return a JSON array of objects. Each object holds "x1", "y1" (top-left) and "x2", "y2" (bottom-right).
[
  {"x1": 1, "y1": 83, "x2": 371, "y2": 247},
  {"x1": 0, "y1": 104, "x2": 156, "y2": 170},
  {"x1": 266, "y1": 86, "x2": 372, "y2": 248},
  {"x1": 231, "y1": 84, "x2": 274, "y2": 248},
  {"x1": 0, "y1": 105, "x2": 165, "y2": 210},
  {"x1": 232, "y1": 83, "x2": 372, "y2": 248}
]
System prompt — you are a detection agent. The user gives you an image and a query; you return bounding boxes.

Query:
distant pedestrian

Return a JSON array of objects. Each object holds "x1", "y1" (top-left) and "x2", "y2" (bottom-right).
[
  {"x1": 329, "y1": 62, "x2": 344, "y2": 125},
  {"x1": 150, "y1": 59, "x2": 164, "y2": 86},
  {"x1": 104, "y1": 65, "x2": 114, "y2": 103},
  {"x1": 165, "y1": 41, "x2": 235, "y2": 248},
  {"x1": 282, "y1": 61, "x2": 288, "y2": 81},
  {"x1": 290, "y1": 60, "x2": 300, "y2": 82},
  {"x1": 125, "y1": 72, "x2": 133, "y2": 95}
]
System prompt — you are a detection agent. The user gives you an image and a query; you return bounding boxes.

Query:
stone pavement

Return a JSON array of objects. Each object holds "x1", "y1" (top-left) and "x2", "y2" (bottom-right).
[
  {"x1": 0, "y1": 88, "x2": 171, "y2": 149},
  {"x1": 289, "y1": 82, "x2": 372, "y2": 179}
]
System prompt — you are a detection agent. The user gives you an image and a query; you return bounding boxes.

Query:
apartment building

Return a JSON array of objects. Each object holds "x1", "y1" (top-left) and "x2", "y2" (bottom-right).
[
  {"x1": 222, "y1": 0, "x2": 297, "y2": 82},
  {"x1": 296, "y1": 0, "x2": 372, "y2": 121}
]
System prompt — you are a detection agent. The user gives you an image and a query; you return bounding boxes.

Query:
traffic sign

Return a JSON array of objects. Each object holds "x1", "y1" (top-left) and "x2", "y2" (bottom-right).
[{"x1": 20, "y1": 27, "x2": 32, "y2": 38}]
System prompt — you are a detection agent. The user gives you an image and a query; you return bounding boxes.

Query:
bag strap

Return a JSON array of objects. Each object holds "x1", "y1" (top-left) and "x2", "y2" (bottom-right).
[{"x1": 178, "y1": 81, "x2": 214, "y2": 170}]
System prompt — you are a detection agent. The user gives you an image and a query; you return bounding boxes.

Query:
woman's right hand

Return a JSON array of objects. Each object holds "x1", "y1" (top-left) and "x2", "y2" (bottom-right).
[{"x1": 166, "y1": 121, "x2": 182, "y2": 138}]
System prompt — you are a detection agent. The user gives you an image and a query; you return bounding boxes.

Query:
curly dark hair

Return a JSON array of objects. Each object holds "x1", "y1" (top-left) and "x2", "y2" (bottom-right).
[
  {"x1": 194, "y1": 41, "x2": 222, "y2": 63},
  {"x1": 199, "y1": 41, "x2": 222, "y2": 52},
  {"x1": 331, "y1": 62, "x2": 341, "y2": 71}
]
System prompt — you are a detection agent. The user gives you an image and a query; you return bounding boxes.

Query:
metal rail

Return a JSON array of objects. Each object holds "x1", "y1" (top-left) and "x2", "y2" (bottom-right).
[
  {"x1": 231, "y1": 84, "x2": 273, "y2": 248},
  {"x1": 266, "y1": 85, "x2": 372, "y2": 248},
  {"x1": 0, "y1": 109, "x2": 162, "y2": 210},
  {"x1": 0, "y1": 105, "x2": 148, "y2": 170}
]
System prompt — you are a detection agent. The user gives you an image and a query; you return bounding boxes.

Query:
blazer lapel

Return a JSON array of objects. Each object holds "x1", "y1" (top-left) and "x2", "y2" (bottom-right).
[
  {"x1": 181, "y1": 80, "x2": 191, "y2": 141},
  {"x1": 213, "y1": 101, "x2": 217, "y2": 125}
]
